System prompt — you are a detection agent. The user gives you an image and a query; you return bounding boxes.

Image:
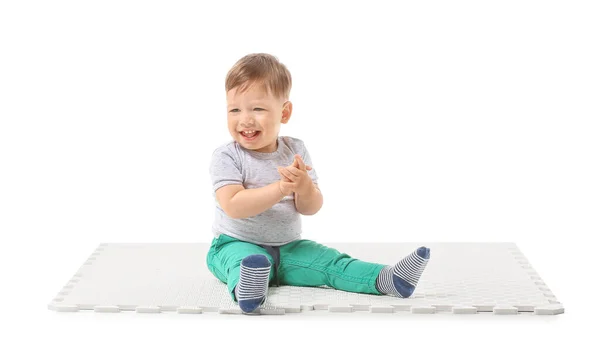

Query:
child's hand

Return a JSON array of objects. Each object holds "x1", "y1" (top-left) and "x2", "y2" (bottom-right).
[
  {"x1": 277, "y1": 154, "x2": 314, "y2": 196},
  {"x1": 278, "y1": 156, "x2": 312, "y2": 182}
]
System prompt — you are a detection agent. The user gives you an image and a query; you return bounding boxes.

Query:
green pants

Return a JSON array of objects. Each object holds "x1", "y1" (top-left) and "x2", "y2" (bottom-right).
[{"x1": 206, "y1": 233, "x2": 387, "y2": 301}]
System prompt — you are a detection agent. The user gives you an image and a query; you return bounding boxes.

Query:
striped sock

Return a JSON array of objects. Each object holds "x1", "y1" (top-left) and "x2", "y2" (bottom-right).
[
  {"x1": 376, "y1": 246, "x2": 430, "y2": 298},
  {"x1": 234, "y1": 254, "x2": 271, "y2": 313}
]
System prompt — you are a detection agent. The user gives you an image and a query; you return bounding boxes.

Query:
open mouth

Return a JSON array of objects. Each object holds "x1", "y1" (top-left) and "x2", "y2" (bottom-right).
[{"x1": 240, "y1": 131, "x2": 260, "y2": 141}]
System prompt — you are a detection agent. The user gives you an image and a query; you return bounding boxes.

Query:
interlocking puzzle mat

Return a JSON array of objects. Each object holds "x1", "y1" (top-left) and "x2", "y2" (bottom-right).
[{"x1": 48, "y1": 242, "x2": 564, "y2": 315}]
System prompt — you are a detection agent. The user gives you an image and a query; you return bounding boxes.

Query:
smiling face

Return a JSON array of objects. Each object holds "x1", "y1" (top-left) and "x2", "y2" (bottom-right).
[{"x1": 226, "y1": 82, "x2": 292, "y2": 153}]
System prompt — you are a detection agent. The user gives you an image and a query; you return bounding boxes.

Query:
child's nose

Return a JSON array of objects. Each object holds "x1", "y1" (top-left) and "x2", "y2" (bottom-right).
[{"x1": 241, "y1": 115, "x2": 255, "y2": 124}]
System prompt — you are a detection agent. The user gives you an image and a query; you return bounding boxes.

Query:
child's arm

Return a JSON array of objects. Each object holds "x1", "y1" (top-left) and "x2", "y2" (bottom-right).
[
  {"x1": 295, "y1": 184, "x2": 323, "y2": 216},
  {"x1": 224, "y1": 182, "x2": 286, "y2": 219}
]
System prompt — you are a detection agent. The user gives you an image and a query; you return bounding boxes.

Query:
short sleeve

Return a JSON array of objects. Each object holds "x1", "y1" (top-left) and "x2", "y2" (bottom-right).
[
  {"x1": 300, "y1": 141, "x2": 319, "y2": 184},
  {"x1": 209, "y1": 146, "x2": 243, "y2": 192}
]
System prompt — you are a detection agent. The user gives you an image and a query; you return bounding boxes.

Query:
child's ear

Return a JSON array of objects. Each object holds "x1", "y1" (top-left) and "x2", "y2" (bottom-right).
[{"x1": 281, "y1": 101, "x2": 293, "y2": 123}]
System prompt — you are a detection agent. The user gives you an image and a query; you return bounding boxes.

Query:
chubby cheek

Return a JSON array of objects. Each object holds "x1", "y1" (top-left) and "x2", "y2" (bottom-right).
[{"x1": 227, "y1": 121, "x2": 235, "y2": 133}]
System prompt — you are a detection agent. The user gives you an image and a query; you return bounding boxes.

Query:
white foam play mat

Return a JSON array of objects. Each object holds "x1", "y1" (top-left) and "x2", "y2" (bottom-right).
[{"x1": 48, "y1": 242, "x2": 564, "y2": 315}]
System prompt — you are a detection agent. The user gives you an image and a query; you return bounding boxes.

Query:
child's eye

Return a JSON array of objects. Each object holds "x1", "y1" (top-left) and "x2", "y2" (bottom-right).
[{"x1": 229, "y1": 108, "x2": 263, "y2": 112}]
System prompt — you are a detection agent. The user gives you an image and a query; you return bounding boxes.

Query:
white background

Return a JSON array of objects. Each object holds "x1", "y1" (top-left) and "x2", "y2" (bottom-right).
[{"x1": 1, "y1": 0, "x2": 598, "y2": 350}]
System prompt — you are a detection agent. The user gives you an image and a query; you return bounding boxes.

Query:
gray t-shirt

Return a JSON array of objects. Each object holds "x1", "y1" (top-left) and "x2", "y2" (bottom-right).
[{"x1": 209, "y1": 135, "x2": 319, "y2": 246}]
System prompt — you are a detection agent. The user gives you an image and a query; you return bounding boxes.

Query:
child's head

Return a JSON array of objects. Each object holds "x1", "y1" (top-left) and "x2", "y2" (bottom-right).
[{"x1": 225, "y1": 53, "x2": 292, "y2": 153}]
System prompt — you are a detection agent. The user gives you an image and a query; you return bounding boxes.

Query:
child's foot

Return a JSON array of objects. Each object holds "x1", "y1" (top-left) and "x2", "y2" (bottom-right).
[
  {"x1": 376, "y1": 246, "x2": 430, "y2": 298},
  {"x1": 235, "y1": 254, "x2": 271, "y2": 313}
]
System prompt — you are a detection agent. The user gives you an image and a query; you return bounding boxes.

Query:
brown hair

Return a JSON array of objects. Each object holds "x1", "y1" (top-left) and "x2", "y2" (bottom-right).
[{"x1": 225, "y1": 53, "x2": 292, "y2": 101}]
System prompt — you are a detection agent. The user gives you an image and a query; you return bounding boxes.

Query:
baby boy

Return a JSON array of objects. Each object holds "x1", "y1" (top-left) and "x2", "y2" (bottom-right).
[{"x1": 207, "y1": 53, "x2": 431, "y2": 313}]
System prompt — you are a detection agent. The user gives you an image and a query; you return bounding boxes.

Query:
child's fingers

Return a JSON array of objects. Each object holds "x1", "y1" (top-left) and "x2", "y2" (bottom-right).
[
  {"x1": 278, "y1": 169, "x2": 293, "y2": 182},
  {"x1": 284, "y1": 165, "x2": 300, "y2": 177},
  {"x1": 278, "y1": 167, "x2": 297, "y2": 180},
  {"x1": 306, "y1": 165, "x2": 312, "y2": 170},
  {"x1": 295, "y1": 155, "x2": 306, "y2": 170}
]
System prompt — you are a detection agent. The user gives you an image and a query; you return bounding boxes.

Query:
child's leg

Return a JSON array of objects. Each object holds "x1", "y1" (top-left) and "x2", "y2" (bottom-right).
[
  {"x1": 277, "y1": 239, "x2": 386, "y2": 295},
  {"x1": 278, "y1": 240, "x2": 430, "y2": 298},
  {"x1": 205, "y1": 234, "x2": 275, "y2": 308}
]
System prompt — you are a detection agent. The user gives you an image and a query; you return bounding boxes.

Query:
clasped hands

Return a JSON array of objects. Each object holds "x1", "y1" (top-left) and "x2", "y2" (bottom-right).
[{"x1": 277, "y1": 154, "x2": 314, "y2": 197}]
